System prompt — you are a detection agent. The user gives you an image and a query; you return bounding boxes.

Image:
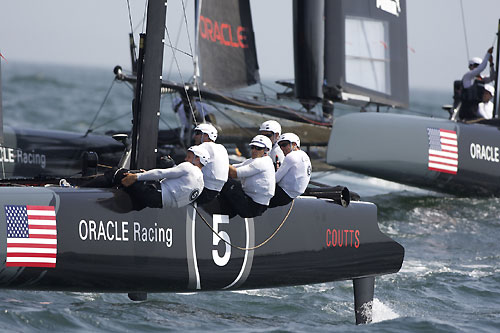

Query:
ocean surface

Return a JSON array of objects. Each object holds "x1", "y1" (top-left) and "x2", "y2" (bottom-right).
[{"x1": 1, "y1": 62, "x2": 499, "y2": 332}]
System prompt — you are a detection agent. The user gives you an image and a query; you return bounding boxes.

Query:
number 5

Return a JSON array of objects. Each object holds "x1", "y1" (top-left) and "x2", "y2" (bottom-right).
[{"x1": 212, "y1": 214, "x2": 231, "y2": 266}]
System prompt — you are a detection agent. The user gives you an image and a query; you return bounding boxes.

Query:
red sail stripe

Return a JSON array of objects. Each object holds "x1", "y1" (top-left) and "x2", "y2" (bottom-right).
[
  {"x1": 26, "y1": 206, "x2": 55, "y2": 211},
  {"x1": 6, "y1": 243, "x2": 57, "y2": 248},
  {"x1": 6, "y1": 262, "x2": 56, "y2": 268},
  {"x1": 7, "y1": 253, "x2": 57, "y2": 258},
  {"x1": 27, "y1": 215, "x2": 56, "y2": 220}
]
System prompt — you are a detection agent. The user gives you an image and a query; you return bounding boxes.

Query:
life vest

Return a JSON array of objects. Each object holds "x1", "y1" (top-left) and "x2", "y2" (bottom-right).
[{"x1": 458, "y1": 79, "x2": 485, "y2": 120}]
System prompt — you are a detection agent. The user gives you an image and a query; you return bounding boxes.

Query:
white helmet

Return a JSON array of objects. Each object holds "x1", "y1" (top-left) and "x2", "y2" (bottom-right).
[
  {"x1": 469, "y1": 57, "x2": 482, "y2": 66},
  {"x1": 194, "y1": 123, "x2": 218, "y2": 141},
  {"x1": 188, "y1": 145, "x2": 210, "y2": 165},
  {"x1": 484, "y1": 84, "x2": 495, "y2": 96},
  {"x1": 250, "y1": 135, "x2": 272, "y2": 151},
  {"x1": 259, "y1": 120, "x2": 281, "y2": 136},
  {"x1": 278, "y1": 133, "x2": 300, "y2": 148}
]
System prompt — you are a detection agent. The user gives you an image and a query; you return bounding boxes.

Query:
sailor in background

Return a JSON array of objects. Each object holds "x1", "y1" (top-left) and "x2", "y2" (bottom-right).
[
  {"x1": 478, "y1": 84, "x2": 495, "y2": 120},
  {"x1": 217, "y1": 135, "x2": 275, "y2": 218},
  {"x1": 459, "y1": 47, "x2": 494, "y2": 120},
  {"x1": 259, "y1": 120, "x2": 284, "y2": 169},
  {"x1": 192, "y1": 123, "x2": 229, "y2": 205},
  {"x1": 269, "y1": 133, "x2": 312, "y2": 208},
  {"x1": 121, "y1": 145, "x2": 209, "y2": 209},
  {"x1": 172, "y1": 96, "x2": 216, "y2": 145}
]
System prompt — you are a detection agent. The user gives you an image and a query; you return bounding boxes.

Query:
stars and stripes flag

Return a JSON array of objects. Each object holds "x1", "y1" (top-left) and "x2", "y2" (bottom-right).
[
  {"x1": 5, "y1": 205, "x2": 57, "y2": 268},
  {"x1": 427, "y1": 128, "x2": 458, "y2": 174}
]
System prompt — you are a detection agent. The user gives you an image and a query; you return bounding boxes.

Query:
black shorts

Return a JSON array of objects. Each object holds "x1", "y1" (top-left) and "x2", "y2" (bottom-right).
[
  {"x1": 218, "y1": 179, "x2": 267, "y2": 218},
  {"x1": 268, "y1": 184, "x2": 293, "y2": 208}
]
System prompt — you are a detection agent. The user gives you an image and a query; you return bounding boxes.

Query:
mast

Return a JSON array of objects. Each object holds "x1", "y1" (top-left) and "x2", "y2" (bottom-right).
[
  {"x1": 493, "y1": 19, "x2": 500, "y2": 118},
  {"x1": 132, "y1": 0, "x2": 167, "y2": 170},
  {"x1": 293, "y1": 0, "x2": 325, "y2": 111}
]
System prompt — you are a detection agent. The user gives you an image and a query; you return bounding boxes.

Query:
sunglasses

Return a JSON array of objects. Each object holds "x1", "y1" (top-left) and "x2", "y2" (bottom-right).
[
  {"x1": 260, "y1": 132, "x2": 273, "y2": 138},
  {"x1": 278, "y1": 141, "x2": 290, "y2": 148},
  {"x1": 251, "y1": 146, "x2": 265, "y2": 151},
  {"x1": 193, "y1": 130, "x2": 203, "y2": 136}
]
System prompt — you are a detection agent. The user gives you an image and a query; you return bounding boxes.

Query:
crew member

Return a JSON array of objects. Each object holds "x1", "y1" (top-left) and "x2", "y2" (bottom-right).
[
  {"x1": 217, "y1": 135, "x2": 275, "y2": 218},
  {"x1": 478, "y1": 84, "x2": 495, "y2": 119},
  {"x1": 459, "y1": 47, "x2": 494, "y2": 120},
  {"x1": 193, "y1": 123, "x2": 229, "y2": 205},
  {"x1": 121, "y1": 145, "x2": 209, "y2": 209},
  {"x1": 269, "y1": 133, "x2": 312, "y2": 208},
  {"x1": 259, "y1": 120, "x2": 284, "y2": 169},
  {"x1": 172, "y1": 95, "x2": 216, "y2": 145}
]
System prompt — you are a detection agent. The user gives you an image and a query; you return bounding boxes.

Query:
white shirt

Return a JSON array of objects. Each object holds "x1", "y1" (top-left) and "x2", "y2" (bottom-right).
[
  {"x1": 463, "y1": 51, "x2": 490, "y2": 89},
  {"x1": 234, "y1": 155, "x2": 275, "y2": 205},
  {"x1": 199, "y1": 141, "x2": 229, "y2": 191},
  {"x1": 478, "y1": 101, "x2": 493, "y2": 119},
  {"x1": 137, "y1": 162, "x2": 204, "y2": 208},
  {"x1": 275, "y1": 150, "x2": 312, "y2": 198},
  {"x1": 270, "y1": 143, "x2": 284, "y2": 166}
]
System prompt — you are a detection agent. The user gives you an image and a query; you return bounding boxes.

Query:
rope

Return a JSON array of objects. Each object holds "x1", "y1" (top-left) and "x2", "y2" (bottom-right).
[
  {"x1": 126, "y1": 0, "x2": 134, "y2": 35},
  {"x1": 166, "y1": 0, "x2": 189, "y2": 80},
  {"x1": 85, "y1": 79, "x2": 116, "y2": 136},
  {"x1": 164, "y1": 25, "x2": 199, "y2": 127},
  {"x1": 180, "y1": 0, "x2": 206, "y2": 121},
  {"x1": 192, "y1": 200, "x2": 295, "y2": 251},
  {"x1": 459, "y1": 0, "x2": 470, "y2": 62},
  {"x1": 203, "y1": 87, "x2": 332, "y2": 126}
]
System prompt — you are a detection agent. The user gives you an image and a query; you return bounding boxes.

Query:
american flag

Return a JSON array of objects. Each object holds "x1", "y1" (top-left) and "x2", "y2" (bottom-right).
[
  {"x1": 5, "y1": 205, "x2": 57, "y2": 268},
  {"x1": 427, "y1": 128, "x2": 458, "y2": 174}
]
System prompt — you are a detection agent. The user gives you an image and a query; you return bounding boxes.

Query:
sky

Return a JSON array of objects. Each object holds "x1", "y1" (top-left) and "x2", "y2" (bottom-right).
[{"x1": 0, "y1": 0, "x2": 499, "y2": 91}]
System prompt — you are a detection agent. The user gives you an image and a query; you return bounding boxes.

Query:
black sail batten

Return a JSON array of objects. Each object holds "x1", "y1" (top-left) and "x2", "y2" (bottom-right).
[
  {"x1": 293, "y1": 0, "x2": 325, "y2": 110},
  {"x1": 324, "y1": 0, "x2": 409, "y2": 108},
  {"x1": 197, "y1": 0, "x2": 260, "y2": 90}
]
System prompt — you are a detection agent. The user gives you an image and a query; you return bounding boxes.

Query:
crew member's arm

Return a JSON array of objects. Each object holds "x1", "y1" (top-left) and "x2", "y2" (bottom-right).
[
  {"x1": 463, "y1": 48, "x2": 494, "y2": 88},
  {"x1": 275, "y1": 156, "x2": 292, "y2": 183}
]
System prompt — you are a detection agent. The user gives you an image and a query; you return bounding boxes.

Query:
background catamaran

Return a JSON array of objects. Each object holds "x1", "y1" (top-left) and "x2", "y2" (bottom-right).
[
  {"x1": 325, "y1": 2, "x2": 500, "y2": 196},
  {"x1": 0, "y1": 0, "x2": 404, "y2": 325}
]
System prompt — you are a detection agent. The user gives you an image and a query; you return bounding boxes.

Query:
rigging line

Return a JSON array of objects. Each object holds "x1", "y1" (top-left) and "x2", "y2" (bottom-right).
[
  {"x1": 208, "y1": 103, "x2": 255, "y2": 136},
  {"x1": 141, "y1": 0, "x2": 148, "y2": 33},
  {"x1": 180, "y1": 0, "x2": 206, "y2": 121},
  {"x1": 192, "y1": 200, "x2": 294, "y2": 251},
  {"x1": 164, "y1": 25, "x2": 199, "y2": 127},
  {"x1": 459, "y1": 0, "x2": 470, "y2": 62},
  {"x1": 84, "y1": 79, "x2": 116, "y2": 137},
  {"x1": 91, "y1": 110, "x2": 131, "y2": 131},
  {"x1": 126, "y1": 0, "x2": 134, "y2": 35},
  {"x1": 166, "y1": 0, "x2": 189, "y2": 80},
  {"x1": 206, "y1": 87, "x2": 331, "y2": 126}
]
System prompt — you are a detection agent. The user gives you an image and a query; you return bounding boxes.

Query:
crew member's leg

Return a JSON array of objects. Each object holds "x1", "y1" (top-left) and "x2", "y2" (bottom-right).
[
  {"x1": 196, "y1": 188, "x2": 219, "y2": 205},
  {"x1": 268, "y1": 185, "x2": 293, "y2": 208}
]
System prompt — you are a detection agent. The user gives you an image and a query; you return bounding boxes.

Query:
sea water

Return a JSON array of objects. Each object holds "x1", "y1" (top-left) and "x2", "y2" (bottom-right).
[{"x1": 0, "y1": 62, "x2": 499, "y2": 332}]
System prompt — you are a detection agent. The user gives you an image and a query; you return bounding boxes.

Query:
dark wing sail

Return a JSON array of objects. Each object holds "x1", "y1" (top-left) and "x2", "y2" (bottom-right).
[
  {"x1": 198, "y1": 0, "x2": 260, "y2": 90},
  {"x1": 324, "y1": 0, "x2": 409, "y2": 108}
]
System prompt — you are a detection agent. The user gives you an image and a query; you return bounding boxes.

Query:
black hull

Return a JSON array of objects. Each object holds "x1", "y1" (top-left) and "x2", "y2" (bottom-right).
[
  {"x1": 327, "y1": 113, "x2": 500, "y2": 196},
  {"x1": 0, "y1": 126, "x2": 124, "y2": 179},
  {"x1": 0, "y1": 187, "x2": 403, "y2": 293}
]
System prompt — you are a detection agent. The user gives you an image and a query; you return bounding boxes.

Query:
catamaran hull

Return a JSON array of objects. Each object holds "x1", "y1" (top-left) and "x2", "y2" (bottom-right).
[
  {"x1": 0, "y1": 126, "x2": 124, "y2": 179},
  {"x1": 327, "y1": 113, "x2": 500, "y2": 196},
  {"x1": 0, "y1": 186, "x2": 403, "y2": 293}
]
